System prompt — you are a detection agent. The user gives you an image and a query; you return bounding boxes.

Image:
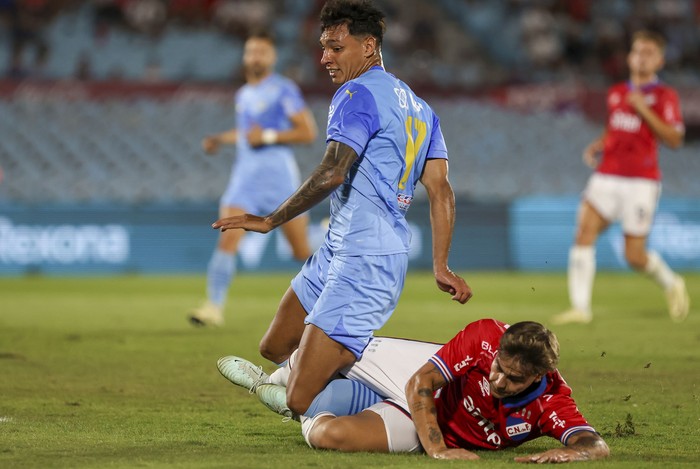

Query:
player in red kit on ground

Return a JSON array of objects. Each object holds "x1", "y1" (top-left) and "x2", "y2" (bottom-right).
[
  {"x1": 269, "y1": 319, "x2": 608, "y2": 462},
  {"x1": 554, "y1": 30, "x2": 689, "y2": 325}
]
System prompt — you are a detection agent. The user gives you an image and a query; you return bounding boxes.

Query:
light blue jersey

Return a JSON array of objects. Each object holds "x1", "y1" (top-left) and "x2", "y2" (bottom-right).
[
  {"x1": 291, "y1": 66, "x2": 448, "y2": 357},
  {"x1": 221, "y1": 73, "x2": 307, "y2": 213},
  {"x1": 324, "y1": 65, "x2": 448, "y2": 255}
]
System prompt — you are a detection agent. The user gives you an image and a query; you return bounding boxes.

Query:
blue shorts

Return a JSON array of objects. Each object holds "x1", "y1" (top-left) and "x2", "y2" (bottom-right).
[
  {"x1": 291, "y1": 243, "x2": 408, "y2": 358},
  {"x1": 220, "y1": 158, "x2": 300, "y2": 214}
]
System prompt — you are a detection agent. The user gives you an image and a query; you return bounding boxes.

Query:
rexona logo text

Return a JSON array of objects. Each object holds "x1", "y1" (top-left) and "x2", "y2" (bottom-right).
[{"x1": 0, "y1": 217, "x2": 129, "y2": 265}]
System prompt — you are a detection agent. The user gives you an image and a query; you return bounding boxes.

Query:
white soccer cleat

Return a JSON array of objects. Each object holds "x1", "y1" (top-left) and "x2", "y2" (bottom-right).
[
  {"x1": 551, "y1": 308, "x2": 592, "y2": 325},
  {"x1": 255, "y1": 383, "x2": 293, "y2": 419},
  {"x1": 188, "y1": 301, "x2": 224, "y2": 327},
  {"x1": 217, "y1": 356, "x2": 269, "y2": 393},
  {"x1": 666, "y1": 275, "x2": 690, "y2": 323}
]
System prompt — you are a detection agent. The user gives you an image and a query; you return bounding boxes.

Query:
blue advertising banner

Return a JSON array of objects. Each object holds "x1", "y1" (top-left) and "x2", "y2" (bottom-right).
[
  {"x1": 510, "y1": 196, "x2": 700, "y2": 271},
  {"x1": 0, "y1": 200, "x2": 511, "y2": 275}
]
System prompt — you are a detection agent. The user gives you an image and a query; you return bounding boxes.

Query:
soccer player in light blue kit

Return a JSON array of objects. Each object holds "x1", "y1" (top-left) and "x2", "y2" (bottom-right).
[
  {"x1": 214, "y1": 0, "x2": 472, "y2": 417},
  {"x1": 190, "y1": 30, "x2": 318, "y2": 327}
]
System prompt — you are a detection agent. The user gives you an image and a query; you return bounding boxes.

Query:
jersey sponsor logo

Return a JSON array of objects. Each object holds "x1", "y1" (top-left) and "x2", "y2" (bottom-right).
[
  {"x1": 481, "y1": 341, "x2": 497, "y2": 357},
  {"x1": 610, "y1": 110, "x2": 642, "y2": 132},
  {"x1": 453, "y1": 355, "x2": 473, "y2": 372},
  {"x1": 505, "y1": 416, "x2": 532, "y2": 441},
  {"x1": 463, "y1": 395, "x2": 501, "y2": 447},
  {"x1": 609, "y1": 92, "x2": 621, "y2": 106},
  {"x1": 549, "y1": 411, "x2": 566, "y2": 429},
  {"x1": 345, "y1": 89, "x2": 357, "y2": 99}
]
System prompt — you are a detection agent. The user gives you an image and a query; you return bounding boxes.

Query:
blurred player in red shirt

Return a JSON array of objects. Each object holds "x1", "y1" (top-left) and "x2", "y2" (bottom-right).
[{"x1": 554, "y1": 30, "x2": 689, "y2": 325}]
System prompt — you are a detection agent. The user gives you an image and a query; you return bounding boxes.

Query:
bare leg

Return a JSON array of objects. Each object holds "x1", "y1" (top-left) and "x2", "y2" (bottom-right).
[
  {"x1": 307, "y1": 411, "x2": 390, "y2": 452},
  {"x1": 286, "y1": 324, "x2": 356, "y2": 415},
  {"x1": 281, "y1": 215, "x2": 312, "y2": 261},
  {"x1": 217, "y1": 206, "x2": 247, "y2": 252},
  {"x1": 259, "y1": 287, "x2": 308, "y2": 364},
  {"x1": 555, "y1": 201, "x2": 610, "y2": 324},
  {"x1": 623, "y1": 234, "x2": 648, "y2": 271},
  {"x1": 574, "y1": 201, "x2": 609, "y2": 246}
]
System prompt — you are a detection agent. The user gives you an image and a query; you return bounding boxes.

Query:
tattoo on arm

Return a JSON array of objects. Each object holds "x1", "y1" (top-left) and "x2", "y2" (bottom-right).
[
  {"x1": 267, "y1": 141, "x2": 357, "y2": 227},
  {"x1": 428, "y1": 427, "x2": 442, "y2": 444}
]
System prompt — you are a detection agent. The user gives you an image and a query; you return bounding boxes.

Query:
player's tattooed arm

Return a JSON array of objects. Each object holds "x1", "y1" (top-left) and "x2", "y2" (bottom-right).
[
  {"x1": 212, "y1": 141, "x2": 356, "y2": 233},
  {"x1": 406, "y1": 363, "x2": 478, "y2": 460},
  {"x1": 266, "y1": 140, "x2": 357, "y2": 228}
]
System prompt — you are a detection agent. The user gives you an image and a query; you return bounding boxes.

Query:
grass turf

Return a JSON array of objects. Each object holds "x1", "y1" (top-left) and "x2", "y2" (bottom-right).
[{"x1": 0, "y1": 272, "x2": 698, "y2": 468}]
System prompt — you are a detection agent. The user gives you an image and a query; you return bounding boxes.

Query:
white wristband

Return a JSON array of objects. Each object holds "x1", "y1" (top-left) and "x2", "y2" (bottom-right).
[{"x1": 261, "y1": 129, "x2": 278, "y2": 145}]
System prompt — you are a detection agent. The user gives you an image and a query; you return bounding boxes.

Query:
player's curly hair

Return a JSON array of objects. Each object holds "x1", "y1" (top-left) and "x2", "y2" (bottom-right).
[
  {"x1": 499, "y1": 321, "x2": 559, "y2": 376},
  {"x1": 320, "y1": 0, "x2": 386, "y2": 46}
]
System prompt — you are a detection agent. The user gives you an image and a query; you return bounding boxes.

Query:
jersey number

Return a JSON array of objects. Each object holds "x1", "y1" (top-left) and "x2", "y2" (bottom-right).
[{"x1": 398, "y1": 116, "x2": 427, "y2": 190}]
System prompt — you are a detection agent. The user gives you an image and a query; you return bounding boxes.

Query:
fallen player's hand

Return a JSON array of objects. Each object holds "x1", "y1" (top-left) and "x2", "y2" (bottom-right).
[
  {"x1": 514, "y1": 448, "x2": 581, "y2": 464},
  {"x1": 431, "y1": 448, "x2": 479, "y2": 460},
  {"x1": 434, "y1": 268, "x2": 472, "y2": 304},
  {"x1": 212, "y1": 214, "x2": 273, "y2": 233}
]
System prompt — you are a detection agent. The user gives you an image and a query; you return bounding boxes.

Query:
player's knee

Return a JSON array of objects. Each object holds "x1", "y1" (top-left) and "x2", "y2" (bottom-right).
[
  {"x1": 309, "y1": 419, "x2": 346, "y2": 450},
  {"x1": 259, "y1": 339, "x2": 286, "y2": 364}
]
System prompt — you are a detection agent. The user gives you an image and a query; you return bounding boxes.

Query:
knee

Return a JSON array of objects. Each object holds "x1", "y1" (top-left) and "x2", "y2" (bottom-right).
[
  {"x1": 309, "y1": 419, "x2": 346, "y2": 450},
  {"x1": 259, "y1": 339, "x2": 287, "y2": 364}
]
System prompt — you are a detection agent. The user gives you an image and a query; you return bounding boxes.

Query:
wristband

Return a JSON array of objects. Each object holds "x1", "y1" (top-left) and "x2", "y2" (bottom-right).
[{"x1": 261, "y1": 129, "x2": 278, "y2": 145}]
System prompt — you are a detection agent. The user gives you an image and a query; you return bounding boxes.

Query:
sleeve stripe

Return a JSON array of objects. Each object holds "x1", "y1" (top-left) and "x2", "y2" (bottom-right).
[
  {"x1": 428, "y1": 355, "x2": 453, "y2": 383},
  {"x1": 561, "y1": 426, "x2": 596, "y2": 445}
]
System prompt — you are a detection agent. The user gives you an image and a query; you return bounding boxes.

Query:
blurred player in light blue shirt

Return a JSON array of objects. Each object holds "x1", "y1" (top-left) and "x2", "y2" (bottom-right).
[
  {"x1": 213, "y1": 0, "x2": 472, "y2": 417},
  {"x1": 189, "y1": 30, "x2": 318, "y2": 327}
]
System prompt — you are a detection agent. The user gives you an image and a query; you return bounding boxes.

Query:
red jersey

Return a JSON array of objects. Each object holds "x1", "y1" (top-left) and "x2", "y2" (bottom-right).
[
  {"x1": 597, "y1": 81, "x2": 684, "y2": 181},
  {"x1": 428, "y1": 319, "x2": 595, "y2": 450}
]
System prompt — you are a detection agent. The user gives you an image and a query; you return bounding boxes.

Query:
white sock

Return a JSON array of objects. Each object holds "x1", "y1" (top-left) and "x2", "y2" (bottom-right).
[
  {"x1": 644, "y1": 250, "x2": 676, "y2": 290},
  {"x1": 568, "y1": 246, "x2": 595, "y2": 314},
  {"x1": 267, "y1": 349, "x2": 297, "y2": 386},
  {"x1": 301, "y1": 411, "x2": 335, "y2": 449}
]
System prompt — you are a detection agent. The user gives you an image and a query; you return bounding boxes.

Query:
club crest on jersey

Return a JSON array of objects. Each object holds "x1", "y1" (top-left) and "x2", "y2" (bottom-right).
[{"x1": 505, "y1": 416, "x2": 532, "y2": 441}]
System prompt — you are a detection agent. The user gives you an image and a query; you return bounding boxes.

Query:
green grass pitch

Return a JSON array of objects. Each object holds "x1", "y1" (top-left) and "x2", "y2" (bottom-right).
[{"x1": 1, "y1": 272, "x2": 698, "y2": 468}]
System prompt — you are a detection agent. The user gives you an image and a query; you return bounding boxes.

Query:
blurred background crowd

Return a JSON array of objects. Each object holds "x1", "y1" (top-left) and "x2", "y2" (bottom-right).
[
  {"x1": 1, "y1": 0, "x2": 699, "y2": 87},
  {"x1": 1, "y1": 0, "x2": 699, "y2": 206}
]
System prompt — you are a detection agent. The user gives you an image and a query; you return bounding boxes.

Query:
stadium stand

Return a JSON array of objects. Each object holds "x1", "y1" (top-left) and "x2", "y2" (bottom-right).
[{"x1": 1, "y1": 0, "x2": 699, "y2": 205}]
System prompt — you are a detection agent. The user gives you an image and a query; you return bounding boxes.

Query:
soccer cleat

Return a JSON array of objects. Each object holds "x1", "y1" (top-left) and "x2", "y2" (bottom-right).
[
  {"x1": 255, "y1": 384, "x2": 293, "y2": 419},
  {"x1": 551, "y1": 308, "x2": 592, "y2": 325},
  {"x1": 666, "y1": 276, "x2": 690, "y2": 323},
  {"x1": 217, "y1": 356, "x2": 269, "y2": 393},
  {"x1": 188, "y1": 301, "x2": 224, "y2": 327}
]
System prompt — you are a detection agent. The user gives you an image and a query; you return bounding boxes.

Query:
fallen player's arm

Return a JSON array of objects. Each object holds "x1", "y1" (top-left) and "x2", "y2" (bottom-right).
[
  {"x1": 514, "y1": 430, "x2": 610, "y2": 464},
  {"x1": 406, "y1": 362, "x2": 479, "y2": 461}
]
